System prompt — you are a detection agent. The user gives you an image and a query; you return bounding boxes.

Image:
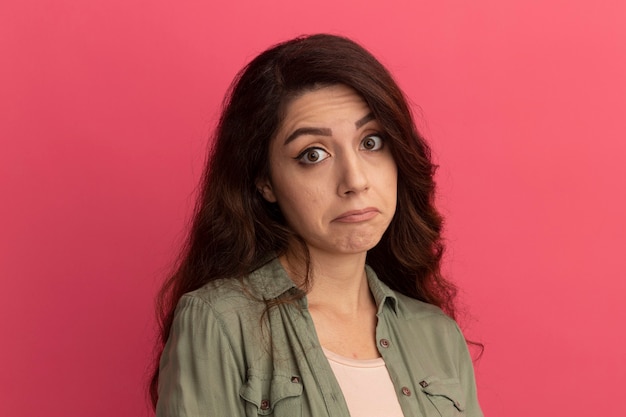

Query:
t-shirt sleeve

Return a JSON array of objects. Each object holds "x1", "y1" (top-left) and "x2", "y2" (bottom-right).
[{"x1": 156, "y1": 295, "x2": 245, "y2": 417}]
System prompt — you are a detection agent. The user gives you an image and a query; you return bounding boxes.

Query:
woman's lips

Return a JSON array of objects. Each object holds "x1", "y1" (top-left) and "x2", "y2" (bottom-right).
[{"x1": 333, "y1": 208, "x2": 379, "y2": 223}]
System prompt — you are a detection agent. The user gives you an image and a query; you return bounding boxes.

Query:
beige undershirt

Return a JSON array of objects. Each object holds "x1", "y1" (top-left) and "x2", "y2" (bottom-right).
[{"x1": 323, "y1": 348, "x2": 405, "y2": 417}]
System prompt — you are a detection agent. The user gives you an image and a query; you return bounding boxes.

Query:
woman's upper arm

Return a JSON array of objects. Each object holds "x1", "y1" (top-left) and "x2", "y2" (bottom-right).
[{"x1": 156, "y1": 295, "x2": 244, "y2": 417}]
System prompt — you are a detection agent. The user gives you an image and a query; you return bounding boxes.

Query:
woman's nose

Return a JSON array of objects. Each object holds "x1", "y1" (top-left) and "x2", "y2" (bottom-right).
[{"x1": 336, "y1": 152, "x2": 369, "y2": 196}]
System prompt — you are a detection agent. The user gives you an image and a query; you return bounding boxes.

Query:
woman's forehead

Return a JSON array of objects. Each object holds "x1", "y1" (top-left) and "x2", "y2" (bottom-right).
[{"x1": 276, "y1": 85, "x2": 372, "y2": 138}]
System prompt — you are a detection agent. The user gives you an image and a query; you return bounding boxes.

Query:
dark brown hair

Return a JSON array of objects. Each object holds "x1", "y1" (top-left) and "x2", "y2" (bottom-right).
[{"x1": 149, "y1": 33, "x2": 457, "y2": 407}]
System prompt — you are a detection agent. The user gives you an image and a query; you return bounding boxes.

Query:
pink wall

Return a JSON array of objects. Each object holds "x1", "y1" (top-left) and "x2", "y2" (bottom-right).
[{"x1": 2, "y1": 1, "x2": 625, "y2": 416}]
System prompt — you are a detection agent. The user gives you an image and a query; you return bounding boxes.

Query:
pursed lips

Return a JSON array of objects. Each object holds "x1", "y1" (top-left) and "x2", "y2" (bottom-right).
[{"x1": 333, "y1": 207, "x2": 379, "y2": 223}]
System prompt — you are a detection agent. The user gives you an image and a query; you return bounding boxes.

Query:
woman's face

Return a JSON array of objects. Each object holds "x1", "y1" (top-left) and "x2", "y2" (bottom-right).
[{"x1": 258, "y1": 84, "x2": 397, "y2": 258}]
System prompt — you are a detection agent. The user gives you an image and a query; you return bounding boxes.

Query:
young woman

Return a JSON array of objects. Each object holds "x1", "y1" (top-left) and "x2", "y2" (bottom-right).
[{"x1": 151, "y1": 33, "x2": 483, "y2": 417}]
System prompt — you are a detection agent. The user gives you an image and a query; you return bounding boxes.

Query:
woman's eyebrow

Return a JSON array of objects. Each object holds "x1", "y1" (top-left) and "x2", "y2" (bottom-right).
[
  {"x1": 283, "y1": 113, "x2": 376, "y2": 146},
  {"x1": 283, "y1": 127, "x2": 332, "y2": 145},
  {"x1": 355, "y1": 113, "x2": 375, "y2": 129}
]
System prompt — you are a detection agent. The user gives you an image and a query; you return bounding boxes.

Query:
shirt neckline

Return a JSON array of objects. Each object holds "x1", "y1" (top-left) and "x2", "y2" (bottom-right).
[{"x1": 322, "y1": 347, "x2": 386, "y2": 368}]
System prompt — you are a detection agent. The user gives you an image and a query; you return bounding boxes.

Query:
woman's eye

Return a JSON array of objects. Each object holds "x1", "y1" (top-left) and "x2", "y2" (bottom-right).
[
  {"x1": 361, "y1": 135, "x2": 384, "y2": 151},
  {"x1": 296, "y1": 148, "x2": 330, "y2": 164}
]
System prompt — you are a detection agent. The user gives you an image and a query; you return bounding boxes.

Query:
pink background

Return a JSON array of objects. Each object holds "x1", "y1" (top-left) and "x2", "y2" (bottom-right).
[{"x1": 2, "y1": 1, "x2": 625, "y2": 416}]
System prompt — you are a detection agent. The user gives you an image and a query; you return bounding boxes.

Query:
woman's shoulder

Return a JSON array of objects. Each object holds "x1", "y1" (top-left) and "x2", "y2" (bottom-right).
[
  {"x1": 172, "y1": 278, "x2": 267, "y2": 336},
  {"x1": 394, "y1": 291, "x2": 457, "y2": 330},
  {"x1": 393, "y1": 290, "x2": 449, "y2": 320},
  {"x1": 183, "y1": 278, "x2": 253, "y2": 307},
  {"x1": 178, "y1": 257, "x2": 296, "y2": 315}
]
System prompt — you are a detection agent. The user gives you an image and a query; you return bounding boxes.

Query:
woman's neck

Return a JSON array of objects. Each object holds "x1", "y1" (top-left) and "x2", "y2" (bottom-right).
[
  {"x1": 279, "y1": 248, "x2": 374, "y2": 316},
  {"x1": 279, "y1": 247, "x2": 380, "y2": 359}
]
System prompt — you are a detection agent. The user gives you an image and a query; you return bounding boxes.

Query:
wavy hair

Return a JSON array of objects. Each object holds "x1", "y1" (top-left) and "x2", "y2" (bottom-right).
[{"x1": 149, "y1": 33, "x2": 457, "y2": 407}]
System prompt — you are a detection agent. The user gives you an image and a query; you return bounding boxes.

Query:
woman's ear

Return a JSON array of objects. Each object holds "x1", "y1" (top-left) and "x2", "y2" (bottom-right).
[{"x1": 255, "y1": 178, "x2": 277, "y2": 203}]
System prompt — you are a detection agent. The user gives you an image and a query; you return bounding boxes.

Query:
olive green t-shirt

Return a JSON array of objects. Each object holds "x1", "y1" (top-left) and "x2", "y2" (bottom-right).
[{"x1": 157, "y1": 258, "x2": 483, "y2": 417}]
